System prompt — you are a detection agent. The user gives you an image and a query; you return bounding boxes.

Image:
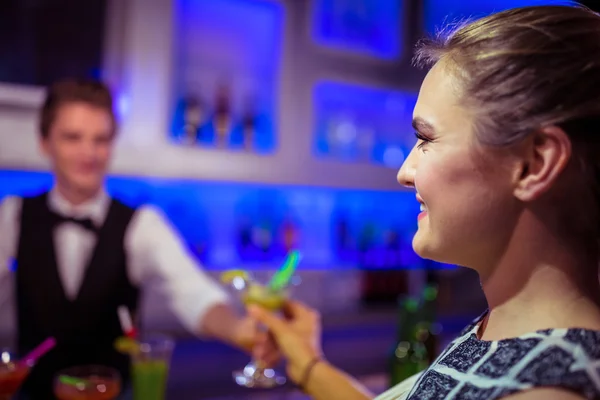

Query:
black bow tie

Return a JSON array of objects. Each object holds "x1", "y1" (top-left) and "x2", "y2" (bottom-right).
[{"x1": 49, "y1": 210, "x2": 98, "y2": 233}]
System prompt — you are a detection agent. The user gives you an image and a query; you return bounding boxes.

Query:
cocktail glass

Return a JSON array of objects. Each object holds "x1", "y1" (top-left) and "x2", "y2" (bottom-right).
[
  {"x1": 223, "y1": 271, "x2": 296, "y2": 388},
  {"x1": 130, "y1": 334, "x2": 174, "y2": 400},
  {"x1": 54, "y1": 365, "x2": 121, "y2": 400},
  {"x1": 0, "y1": 349, "x2": 30, "y2": 400}
]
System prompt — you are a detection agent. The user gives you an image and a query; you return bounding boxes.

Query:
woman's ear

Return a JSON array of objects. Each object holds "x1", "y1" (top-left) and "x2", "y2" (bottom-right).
[{"x1": 513, "y1": 126, "x2": 572, "y2": 202}]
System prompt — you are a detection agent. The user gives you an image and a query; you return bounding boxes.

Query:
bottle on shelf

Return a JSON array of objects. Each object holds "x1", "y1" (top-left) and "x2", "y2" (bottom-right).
[
  {"x1": 358, "y1": 221, "x2": 378, "y2": 304},
  {"x1": 179, "y1": 95, "x2": 205, "y2": 144},
  {"x1": 382, "y1": 229, "x2": 401, "y2": 268},
  {"x1": 421, "y1": 280, "x2": 442, "y2": 364},
  {"x1": 213, "y1": 83, "x2": 233, "y2": 147},
  {"x1": 358, "y1": 222, "x2": 376, "y2": 265},
  {"x1": 388, "y1": 296, "x2": 430, "y2": 387},
  {"x1": 334, "y1": 213, "x2": 352, "y2": 256},
  {"x1": 281, "y1": 218, "x2": 299, "y2": 253},
  {"x1": 241, "y1": 96, "x2": 257, "y2": 151},
  {"x1": 250, "y1": 217, "x2": 274, "y2": 255},
  {"x1": 237, "y1": 217, "x2": 253, "y2": 258}
]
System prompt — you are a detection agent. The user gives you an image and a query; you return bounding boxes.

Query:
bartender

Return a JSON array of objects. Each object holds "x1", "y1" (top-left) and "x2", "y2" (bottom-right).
[{"x1": 0, "y1": 79, "x2": 270, "y2": 398}]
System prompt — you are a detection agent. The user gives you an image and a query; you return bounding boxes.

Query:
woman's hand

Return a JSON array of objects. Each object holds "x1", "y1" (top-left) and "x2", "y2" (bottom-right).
[{"x1": 248, "y1": 300, "x2": 324, "y2": 384}]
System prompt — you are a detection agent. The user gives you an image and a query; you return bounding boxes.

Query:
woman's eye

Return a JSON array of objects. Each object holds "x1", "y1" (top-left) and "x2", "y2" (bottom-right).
[{"x1": 414, "y1": 131, "x2": 433, "y2": 150}]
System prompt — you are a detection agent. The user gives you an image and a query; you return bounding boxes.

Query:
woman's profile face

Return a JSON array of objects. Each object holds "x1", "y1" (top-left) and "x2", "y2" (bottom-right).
[{"x1": 397, "y1": 61, "x2": 521, "y2": 273}]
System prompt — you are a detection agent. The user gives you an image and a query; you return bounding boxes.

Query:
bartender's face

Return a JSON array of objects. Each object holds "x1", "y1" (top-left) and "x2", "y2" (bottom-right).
[{"x1": 41, "y1": 102, "x2": 115, "y2": 196}]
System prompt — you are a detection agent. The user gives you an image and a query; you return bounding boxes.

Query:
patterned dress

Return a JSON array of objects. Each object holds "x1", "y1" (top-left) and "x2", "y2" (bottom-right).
[{"x1": 376, "y1": 313, "x2": 600, "y2": 400}]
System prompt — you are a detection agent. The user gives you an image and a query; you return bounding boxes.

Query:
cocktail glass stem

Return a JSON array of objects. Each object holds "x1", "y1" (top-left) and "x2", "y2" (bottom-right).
[{"x1": 233, "y1": 324, "x2": 286, "y2": 388}]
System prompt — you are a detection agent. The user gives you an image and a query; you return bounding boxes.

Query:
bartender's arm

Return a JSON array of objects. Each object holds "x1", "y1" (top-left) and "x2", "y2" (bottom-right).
[
  {"x1": 0, "y1": 196, "x2": 20, "y2": 334},
  {"x1": 125, "y1": 206, "x2": 254, "y2": 352}
]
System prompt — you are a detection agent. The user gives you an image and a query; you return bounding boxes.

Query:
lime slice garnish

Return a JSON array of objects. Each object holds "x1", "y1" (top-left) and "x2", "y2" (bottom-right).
[
  {"x1": 220, "y1": 269, "x2": 249, "y2": 284},
  {"x1": 114, "y1": 337, "x2": 140, "y2": 355}
]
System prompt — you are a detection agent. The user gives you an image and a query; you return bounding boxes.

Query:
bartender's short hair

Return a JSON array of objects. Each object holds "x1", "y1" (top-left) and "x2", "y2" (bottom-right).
[{"x1": 39, "y1": 78, "x2": 116, "y2": 138}]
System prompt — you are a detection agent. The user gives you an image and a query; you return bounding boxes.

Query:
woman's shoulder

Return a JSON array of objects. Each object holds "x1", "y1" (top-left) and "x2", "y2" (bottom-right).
[
  {"x1": 406, "y1": 327, "x2": 600, "y2": 400},
  {"x1": 374, "y1": 372, "x2": 423, "y2": 400}
]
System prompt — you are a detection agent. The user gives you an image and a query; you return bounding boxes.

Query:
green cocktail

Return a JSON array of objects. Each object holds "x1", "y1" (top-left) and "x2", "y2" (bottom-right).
[
  {"x1": 129, "y1": 335, "x2": 174, "y2": 400},
  {"x1": 131, "y1": 359, "x2": 169, "y2": 400}
]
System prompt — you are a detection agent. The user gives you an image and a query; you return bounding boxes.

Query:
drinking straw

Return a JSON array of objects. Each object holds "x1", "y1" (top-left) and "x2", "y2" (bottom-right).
[
  {"x1": 117, "y1": 306, "x2": 137, "y2": 338},
  {"x1": 20, "y1": 337, "x2": 56, "y2": 367},
  {"x1": 268, "y1": 250, "x2": 301, "y2": 291}
]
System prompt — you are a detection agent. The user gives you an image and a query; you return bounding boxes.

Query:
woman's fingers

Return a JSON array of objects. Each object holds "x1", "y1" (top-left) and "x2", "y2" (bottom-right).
[{"x1": 247, "y1": 305, "x2": 288, "y2": 337}]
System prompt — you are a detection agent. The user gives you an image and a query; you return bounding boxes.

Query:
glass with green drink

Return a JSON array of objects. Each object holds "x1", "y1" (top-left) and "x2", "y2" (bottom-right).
[
  {"x1": 115, "y1": 305, "x2": 174, "y2": 400},
  {"x1": 130, "y1": 335, "x2": 173, "y2": 400},
  {"x1": 115, "y1": 334, "x2": 174, "y2": 400}
]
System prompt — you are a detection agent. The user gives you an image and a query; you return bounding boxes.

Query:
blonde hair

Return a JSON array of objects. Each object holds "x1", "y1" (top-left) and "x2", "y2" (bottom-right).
[{"x1": 414, "y1": 5, "x2": 600, "y2": 238}]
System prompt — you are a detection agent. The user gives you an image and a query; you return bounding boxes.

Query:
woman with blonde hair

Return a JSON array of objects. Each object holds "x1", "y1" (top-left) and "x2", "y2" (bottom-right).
[{"x1": 251, "y1": 5, "x2": 600, "y2": 400}]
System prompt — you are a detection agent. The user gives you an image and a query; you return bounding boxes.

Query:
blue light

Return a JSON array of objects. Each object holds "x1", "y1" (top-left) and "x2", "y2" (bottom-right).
[
  {"x1": 382, "y1": 146, "x2": 405, "y2": 168},
  {"x1": 313, "y1": 81, "x2": 417, "y2": 166},
  {"x1": 312, "y1": 0, "x2": 403, "y2": 60},
  {"x1": 115, "y1": 92, "x2": 130, "y2": 122},
  {"x1": 424, "y1": 0, "x2": 573, "y2": 34},
  {"x1": 0, "y1": 169, "x2": 435, "y2": 270},
  {"x1": 171, "y1": 0, "x2": 283, "y2": 153},
  {"x1": 7, "y1": 258, "x2": 16, "y2": 273}
]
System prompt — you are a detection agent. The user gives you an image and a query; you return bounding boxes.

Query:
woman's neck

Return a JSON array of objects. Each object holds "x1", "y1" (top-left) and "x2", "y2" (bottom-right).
[{"x1": 476, "y1": 215, "x2": 600, "y2": 341}]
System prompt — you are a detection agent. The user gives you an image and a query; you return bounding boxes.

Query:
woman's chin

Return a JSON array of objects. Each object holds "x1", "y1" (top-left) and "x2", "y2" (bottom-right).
[
  {"x1": 412, "y1": 233, "x2": 432, "y2": 259},
  {"x1": 412, "y1": 232, "x2": 450, "y2": 264}
]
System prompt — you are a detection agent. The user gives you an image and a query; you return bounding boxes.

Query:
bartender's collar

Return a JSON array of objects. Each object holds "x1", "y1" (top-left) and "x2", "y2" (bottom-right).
[{"x1": 48, "y1": 187, "x2": 111, "y2": 226}]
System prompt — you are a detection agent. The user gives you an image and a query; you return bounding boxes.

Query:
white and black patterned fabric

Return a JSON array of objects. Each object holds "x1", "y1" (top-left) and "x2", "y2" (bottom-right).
[{"x1": 378, "y1": 313, "x2": 600, "y2": 400}]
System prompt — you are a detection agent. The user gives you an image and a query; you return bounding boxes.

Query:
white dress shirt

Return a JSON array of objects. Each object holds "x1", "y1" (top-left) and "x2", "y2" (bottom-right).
[{"x1": 0, "y1": 188, "x2": 229, "y2": 340}]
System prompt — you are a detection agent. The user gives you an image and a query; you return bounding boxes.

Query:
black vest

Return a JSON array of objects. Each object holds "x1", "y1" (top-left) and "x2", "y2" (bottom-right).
[{"x1": 16, "y1": 192, "x2": 140, "y2": 399}]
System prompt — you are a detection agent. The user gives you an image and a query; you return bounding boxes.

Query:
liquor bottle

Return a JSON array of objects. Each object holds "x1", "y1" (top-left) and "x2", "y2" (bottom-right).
[
  {"x1": 383, "y1": 230, "x2": 401, "y2": 268},
  {"x1": 358, "y1": 222, "x2": 377, "y2": 303},
  {"x1": 250, "y1": 217, "x2": 273, "y2": 256},
  {"x1": 388, "y1": 297, "x2": 430, "y2": 387},
  {"x1": 213, "y1": 83, "x2": 233, "y2": 147},
  {"x1": 421, "y1": 283, "x2": 441, "y2": 364},
  {"x1": 335, "y1": 213, "x2": 351, "y2": 256},
  {"x1": 237, "y1": 217, "x2": 253, "y2": 259},
  {"x1": 358, "y1": 222, "x2": 376, "y2": 265},
  {"x1": 241, "y1": 97, "x2": 257, "y2": 151},
  {"x1": 179, "y1": 95, "x2": 204, "y2": 144},
  {"x1": 281, "y1": 218, "x2": 298, "y2": 253}
]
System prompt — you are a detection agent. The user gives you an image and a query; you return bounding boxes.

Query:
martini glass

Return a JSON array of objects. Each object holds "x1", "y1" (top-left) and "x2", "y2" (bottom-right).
[
  {"x1": 54, "y1": 365, "x2": 121, "y2": 400},
  {"x1": 222, "y1": 271, "x2": 298, "y2": 388},
  {"x1": 0, "y1": 349, "x2": 30, "y2": 400}
]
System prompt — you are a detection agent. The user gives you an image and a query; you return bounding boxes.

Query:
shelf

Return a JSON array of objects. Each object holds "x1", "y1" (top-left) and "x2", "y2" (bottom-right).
[
  {"x1": 0, "y1": 169, "x2": 419, "y2": 269},
  {"x1": 0, "y1": 83, "x2": 45, "y2": 109},
  {"x1": 424, "y1": 0, "x2": 552, "y2": 34},
  {"x1": 311, "y1": 0, "x2": 404, "y2": 61},
  {"x1": 312, "y1": 80, "x2": 417, "y2": 168},
  {"x1": 169, "y1": 0, "x2": 284, "y2": 154},
  {"x1": 0, "y1": 132, "x2": 404, "y2": 190}
]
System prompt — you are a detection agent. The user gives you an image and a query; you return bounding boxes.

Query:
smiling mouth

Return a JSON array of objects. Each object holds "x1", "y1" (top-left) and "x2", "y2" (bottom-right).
[{"x1": 417, "y1": 195, "x2": 427, "y2": 220}]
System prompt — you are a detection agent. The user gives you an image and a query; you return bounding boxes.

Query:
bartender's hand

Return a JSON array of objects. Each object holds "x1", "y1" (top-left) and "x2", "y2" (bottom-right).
[
  {"x1": 200, "y1": 304, "x2": 280, "y2": 367},
  {"x1": 248, "y1": 300, "x2": 324, "y2": 384},
  {"x1": 231, "y1": 315, "x2": 281, "y2": 367}
]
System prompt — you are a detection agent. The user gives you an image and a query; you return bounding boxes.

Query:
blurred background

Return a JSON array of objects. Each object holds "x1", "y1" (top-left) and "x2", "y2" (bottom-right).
[{"x1": 0, "y1": 0, "x2": 596, "y2": 398}]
